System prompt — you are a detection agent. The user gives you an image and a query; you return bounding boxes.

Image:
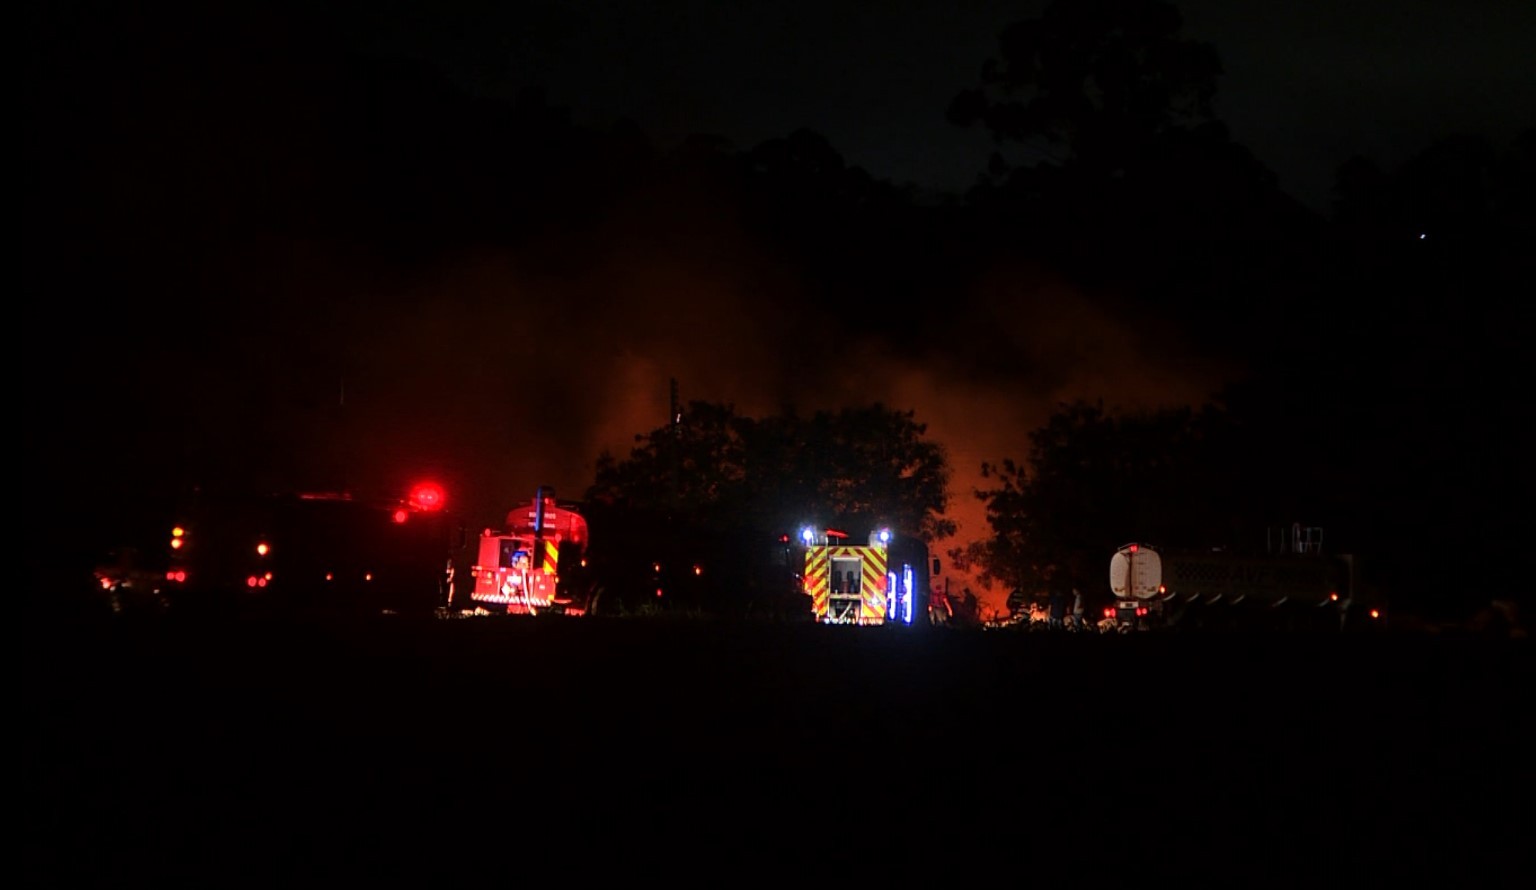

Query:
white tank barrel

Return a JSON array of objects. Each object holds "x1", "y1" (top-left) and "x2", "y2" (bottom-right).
[{"x1": 1109, "y1": 544, "x2": 1162, "y2": 600}]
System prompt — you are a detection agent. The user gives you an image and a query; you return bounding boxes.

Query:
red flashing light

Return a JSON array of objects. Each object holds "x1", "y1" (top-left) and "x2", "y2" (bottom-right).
[
  {"x1": 1129, "y1": 544, "x2": 1138, "y2": 553},
  {"x1": 825, "y1": 528, "x2": 849, "y2": 540},
  {"x1": 392, "y1": 509, "x2": 409, "y2": 524},
  {"x1": 246, "y1": 576, "x2": 259, "y2": 588},
  {"x1": 409, "y1": 482, "x2": 446, "y2": 511}
]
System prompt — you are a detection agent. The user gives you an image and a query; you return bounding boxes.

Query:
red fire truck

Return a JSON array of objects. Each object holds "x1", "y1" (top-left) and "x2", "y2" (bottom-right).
[
  {"x1": 465, "y1": 487, "x2": 594, "y2": 616},
  {"x1": 161, "y1": 481, "x2": 464, "y2": 618}
]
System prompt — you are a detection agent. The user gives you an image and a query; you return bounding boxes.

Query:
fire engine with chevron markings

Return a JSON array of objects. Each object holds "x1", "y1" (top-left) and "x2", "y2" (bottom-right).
[
  {"x1": 464, "y1": 487, "x2": 596, "y2": 616},
  {"x1": 794, "y1": 526, "x2": 935, "y2": 626}
]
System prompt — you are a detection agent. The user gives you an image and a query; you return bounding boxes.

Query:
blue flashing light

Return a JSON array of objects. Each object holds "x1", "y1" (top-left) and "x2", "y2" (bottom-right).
[{"x1": 800, "y1": 527, "x2": 816, "y2": 545}]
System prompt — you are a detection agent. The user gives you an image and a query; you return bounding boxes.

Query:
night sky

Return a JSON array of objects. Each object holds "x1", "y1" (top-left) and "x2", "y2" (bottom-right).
[
  {"x1": 342, "y1": 0, "x2": 1536, "y2": 212},
  {"x1": 23, "y1": 0, "x2": 1533, "y2": 615}
]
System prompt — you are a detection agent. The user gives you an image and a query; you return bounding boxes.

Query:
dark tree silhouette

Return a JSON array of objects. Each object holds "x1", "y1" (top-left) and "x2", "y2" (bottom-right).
[
  {"x1": 950, "y1": 0, "x2": 1323, "y2": 370},
  {"x1": 948, "y1": 0, "x2": 1222, "y2": 175},
  {"x1": 582, "y1": 400, "x2": 953, "y2": 616},
  {"x1": 963, "y1": 399, "x2": 1223, "y2": 606},
  {"x1": 1308, "y1": 129, "x2": 1536, "y2": 620}
]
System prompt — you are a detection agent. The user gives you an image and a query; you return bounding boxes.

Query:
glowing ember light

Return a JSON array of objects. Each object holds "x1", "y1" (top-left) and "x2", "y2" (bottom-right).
[
  {"x1": 172, "y1": 527, "x2": 185, "y2": 537},
  {"x1": 1329, "y1": 592, "x2": 1339, "y2": 601},
  {"x1": 256, "y1": 542, "x2": 270, "y2": 556},
  {"x1": 170, "y1": 538, "x2": 184, "y2": 550},
  {"x1": 1370, "y1": 609, "x2": 1380, "y2": 619}
]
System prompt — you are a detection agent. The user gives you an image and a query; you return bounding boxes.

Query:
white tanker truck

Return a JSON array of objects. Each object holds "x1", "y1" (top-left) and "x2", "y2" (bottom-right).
[{"x1": 1107, "y1": 531, "x2": 1382, "y2": 632}]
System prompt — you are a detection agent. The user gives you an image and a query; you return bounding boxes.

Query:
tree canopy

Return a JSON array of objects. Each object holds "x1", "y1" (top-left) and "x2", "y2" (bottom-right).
[{"x1": 581, "y1": 400, "x2": 953, "y2": 616}]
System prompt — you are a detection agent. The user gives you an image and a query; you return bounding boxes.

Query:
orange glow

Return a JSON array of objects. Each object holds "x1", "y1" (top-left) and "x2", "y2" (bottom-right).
[
  {"x1": 365, "y1": 573, "x2": 373, "y2": 581},
  {"x1": 171, "y1": 527, "x2": 185, "y2": 537},
  {"x1": 170, "y1": 538, "x2": 184, "y2": 550},
  {"x1": 1329, "y1": 592, "x2": 1339, "y2": 601},
  {"x1": 325, "y1": 573, "x2": 333, "y2": 581},
  {"x1": 1370, "y1": 609, "x2": 1380, "y2": 619},
  {"x1": 256, "y1": 542, "x2": 270, "y2": 556},
  {"x1": 693, "y1": 565, "x2": 703, "y2": 576}
]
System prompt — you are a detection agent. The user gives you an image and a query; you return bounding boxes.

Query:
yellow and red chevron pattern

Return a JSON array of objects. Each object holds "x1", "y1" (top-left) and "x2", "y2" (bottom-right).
[
  {"x1": 540, "y1": 538, "x2": 559, "y2": 575},
  {"x1": 803, "y1": 545, "x2": 888, "y2": 624}
]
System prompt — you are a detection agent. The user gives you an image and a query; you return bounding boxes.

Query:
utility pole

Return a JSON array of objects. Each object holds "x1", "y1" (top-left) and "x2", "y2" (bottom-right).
[{"x1": 669, "y1": 378, "x2": 680, "y2": 514}]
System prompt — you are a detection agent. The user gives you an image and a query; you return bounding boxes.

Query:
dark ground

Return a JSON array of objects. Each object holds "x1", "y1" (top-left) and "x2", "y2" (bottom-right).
[{"x1": 24, "y1": 615, "x2": 1532, "y2": 885}]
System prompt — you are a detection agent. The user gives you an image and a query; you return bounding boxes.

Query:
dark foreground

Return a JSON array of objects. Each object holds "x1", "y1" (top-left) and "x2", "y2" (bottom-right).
[{"x1": 25, "y1": 616, "x2": 1532, "y2": 884}]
